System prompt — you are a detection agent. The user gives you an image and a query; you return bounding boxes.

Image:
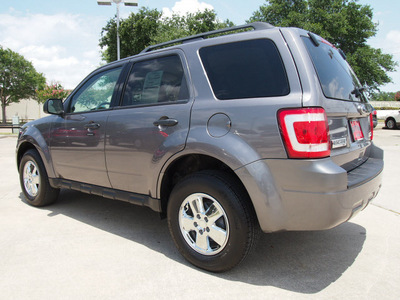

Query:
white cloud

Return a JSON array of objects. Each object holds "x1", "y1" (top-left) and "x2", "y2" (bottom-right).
[
  {"x1": 0, "y1": 2, "x2": 217, "y2": 90},
  {"x1": 162, "y1": 0, "x2": 214, "y2": 18},
  {"x1": 18, "y1": 45, "x2": 65, "y2": 61},
  {"x1": 382, "y1": 30, "x2": 400, "y2": 92},
  {"x1": 0, "y1": 11, "x2": 105, "y2": 89},
  {"x1": 386, "y1": 30, "x2": 400, "y2": 49}
]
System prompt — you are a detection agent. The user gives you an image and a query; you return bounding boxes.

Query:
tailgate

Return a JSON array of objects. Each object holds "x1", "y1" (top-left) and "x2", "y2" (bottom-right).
[
  {"x1": 327, "y1": 102, "x2": 374, "y2": 172},
  {"x1": 301, "y1": 33, "x2": 376, "y2": 172}
]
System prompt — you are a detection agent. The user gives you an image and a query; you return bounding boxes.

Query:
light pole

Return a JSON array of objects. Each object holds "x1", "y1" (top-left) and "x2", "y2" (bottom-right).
[{"x1": 97, "y1": 0, "x2": 138, "y2": 61}]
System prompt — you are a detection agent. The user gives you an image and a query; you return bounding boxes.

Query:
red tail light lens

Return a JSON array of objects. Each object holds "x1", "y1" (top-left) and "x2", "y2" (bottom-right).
[
  {"x1": 369, "y1": 113, "x2": 374, "y2": 140},
  {"x1": 278, "y1": 107, "x2": 330, "y2": 158}
]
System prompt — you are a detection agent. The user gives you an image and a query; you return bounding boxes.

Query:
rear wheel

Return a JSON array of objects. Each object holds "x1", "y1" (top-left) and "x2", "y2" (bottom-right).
[
  {"x1": 385, "y1": 118, "x2": 397, "y2": 129},
  {"x1": 167, "y1": 171, "x2": 258, "y2": 272},
  {"x1": 19, "y1": 149, "x2": 59, "y2": 207}
]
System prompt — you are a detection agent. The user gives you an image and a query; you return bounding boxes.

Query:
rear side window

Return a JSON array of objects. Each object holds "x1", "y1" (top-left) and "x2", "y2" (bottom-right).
[
  {"x1": 199, "y1": 39, "x2": 289, "y2": 100},
  {"x1": 122, "y1": 55, "x2": 189, "y2": 106},
  {"x1": 303, "y1": 36, "x2": 365, "y2": 102}
]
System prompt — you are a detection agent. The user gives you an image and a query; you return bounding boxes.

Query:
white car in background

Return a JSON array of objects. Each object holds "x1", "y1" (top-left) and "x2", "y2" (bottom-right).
[{"x1": 377, "y1": 110, "x2": 400, "y2": 129}]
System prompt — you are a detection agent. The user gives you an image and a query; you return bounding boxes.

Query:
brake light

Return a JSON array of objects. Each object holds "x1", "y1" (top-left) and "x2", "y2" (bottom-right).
[
  {"x1": 369, "y1": 113, "x2": 374, "y2": 140},
  {"x1": 278, "y1": 107, "x2": 330, "y2": 158}
]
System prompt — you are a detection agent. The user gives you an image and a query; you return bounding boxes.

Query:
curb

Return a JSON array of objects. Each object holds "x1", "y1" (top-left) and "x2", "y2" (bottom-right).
[{"x1": 0, "y1": 134, "x2": 18, "y2": 139}]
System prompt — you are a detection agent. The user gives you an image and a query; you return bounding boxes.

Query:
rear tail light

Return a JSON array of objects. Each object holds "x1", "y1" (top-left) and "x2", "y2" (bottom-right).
[
  {"x1": 369, "y1": 113, "x2": 374, "y2": 140},
  {"x1": 278, "y1": 107, "x2": 330, "y2": 159}
]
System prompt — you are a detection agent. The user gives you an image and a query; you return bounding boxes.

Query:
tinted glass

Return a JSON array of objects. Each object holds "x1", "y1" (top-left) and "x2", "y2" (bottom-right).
[
  {"x1": 199, "y1": 39, "x2": 289, "y2": 100},
  {"x1": 69, "y1": 67, "x2": 123, "y2": 113},
  {"x1": 303, "y1": 37, "x2": 365, "y2": 102},
  {"x1": 122, "y1": 55, "x2": 189, "y2": 106}
]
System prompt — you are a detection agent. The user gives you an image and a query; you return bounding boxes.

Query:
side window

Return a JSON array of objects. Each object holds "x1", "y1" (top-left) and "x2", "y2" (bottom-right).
[
  {"x1": 122, "y1": 55, "x2": 189, "y2": 107},
  {"x1": 69, "y1": 67, "x2": 123, "y2": 113},
  {"x1": 199, "y1": 39, "x2": 289, "y2": 100}
]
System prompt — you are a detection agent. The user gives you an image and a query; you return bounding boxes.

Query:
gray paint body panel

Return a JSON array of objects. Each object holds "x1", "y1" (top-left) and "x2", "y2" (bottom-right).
[
  {"x1": 105, "y1": 103, "x2": 191, "y2": 196},
  {"x1": 49, "y1": 111, "x2": 111, "y2": 187}
]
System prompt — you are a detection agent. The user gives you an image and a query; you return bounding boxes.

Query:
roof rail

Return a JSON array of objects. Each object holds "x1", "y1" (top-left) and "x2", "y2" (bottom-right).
[{"x1": 140, "y1": 22, "x2": 274, "y2": 53}]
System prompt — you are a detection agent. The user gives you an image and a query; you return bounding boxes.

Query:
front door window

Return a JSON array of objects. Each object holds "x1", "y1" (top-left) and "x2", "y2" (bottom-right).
[{"x1": 69, "y1": 67, "x2": 122, "y2": 113}]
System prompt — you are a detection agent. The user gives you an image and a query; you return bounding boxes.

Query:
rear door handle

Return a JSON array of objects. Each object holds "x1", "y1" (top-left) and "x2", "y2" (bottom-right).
[
  {"x1": 153, "y1": 118, "x2": 178, "y2": 127},
  {"x1": 84, "y1": 122, "x2": 100, "y2": 130}
]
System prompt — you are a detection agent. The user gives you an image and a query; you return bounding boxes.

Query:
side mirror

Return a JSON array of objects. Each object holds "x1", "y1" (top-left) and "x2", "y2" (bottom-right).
[{"x1": 44, "y1": 99, "x2": 64, "y2": 115}]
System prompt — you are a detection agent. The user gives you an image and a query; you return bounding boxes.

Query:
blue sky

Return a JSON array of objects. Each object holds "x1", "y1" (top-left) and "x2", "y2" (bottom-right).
[{"x1": 0, "y1": 0, "x2": 399, "y2": 92}]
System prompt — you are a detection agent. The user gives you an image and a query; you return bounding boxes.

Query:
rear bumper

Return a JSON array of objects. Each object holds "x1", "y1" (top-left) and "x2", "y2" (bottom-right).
[{"x1": 236, "y1": 144, "x2": 383, "y2": 232}]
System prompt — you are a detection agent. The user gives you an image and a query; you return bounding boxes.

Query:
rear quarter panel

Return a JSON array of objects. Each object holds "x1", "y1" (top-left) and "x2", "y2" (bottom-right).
[{"x1": 183, "y1": 28, "x2": 303, "y2": 165}]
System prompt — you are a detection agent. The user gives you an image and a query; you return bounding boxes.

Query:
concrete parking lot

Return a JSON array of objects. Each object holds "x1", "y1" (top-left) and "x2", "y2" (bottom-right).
[{"x1": 1, "y1": 125, "x2": 399, "y2": 299}]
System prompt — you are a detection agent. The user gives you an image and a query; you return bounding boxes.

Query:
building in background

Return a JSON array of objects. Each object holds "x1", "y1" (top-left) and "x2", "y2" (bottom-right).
[{"x1": 4, "y1": 99, "x2": 45, "y2": 123}]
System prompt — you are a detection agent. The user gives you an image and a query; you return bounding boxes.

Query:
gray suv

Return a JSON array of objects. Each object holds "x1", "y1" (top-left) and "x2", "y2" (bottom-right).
[{"x1": 17, "y1": 22, "x2": 383, "y2": 272}]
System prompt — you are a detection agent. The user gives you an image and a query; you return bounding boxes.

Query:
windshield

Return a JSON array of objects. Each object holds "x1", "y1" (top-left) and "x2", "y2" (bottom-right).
[{"x1": 303, "y1": 36, "x2": 366, "y2": 102}]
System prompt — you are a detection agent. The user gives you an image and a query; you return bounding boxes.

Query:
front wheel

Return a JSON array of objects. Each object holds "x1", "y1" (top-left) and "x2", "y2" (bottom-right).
[
  {"x1": 19, "y1": 149, "x2": 59, "y2": 207},
  {"x1": 167, "y1": 171, "x2": 258, "y2": 272}
]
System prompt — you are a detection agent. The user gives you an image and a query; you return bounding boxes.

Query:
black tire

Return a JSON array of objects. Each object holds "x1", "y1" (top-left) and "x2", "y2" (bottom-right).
[
  {"x1": 385, "y1": 118, "x2": 397, "y2": 129},
  {"x1": 167, "y1": 171, "x2": 258, "y2": 272},
  {"x1": 19, "y1": 149, "x2": 59, "y2": 207}
]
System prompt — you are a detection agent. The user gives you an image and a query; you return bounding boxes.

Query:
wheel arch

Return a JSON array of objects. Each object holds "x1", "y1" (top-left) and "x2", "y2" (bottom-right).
[
  {"x1": 158, "y1": 153, "x2": 255, "y2": 217},
  {"x1": 17, "y1": 141, "x2": 56, "y2": 179},
  {"x1": 17, "y1": 133, "x2": 56, "y2": 179},
  {"x1": 16, "y1": 141, "x2": 37, "y2": 169}
]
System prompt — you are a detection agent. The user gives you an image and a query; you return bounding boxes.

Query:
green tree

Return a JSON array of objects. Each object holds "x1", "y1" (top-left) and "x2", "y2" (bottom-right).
[
  {"x1": 99, "y1": 7, "x2": 161, "y2": 62},
  {"x1": 0, "y1": 46, "x2": 45, "y2": 124},
  {"x1": 36, "y1": 82, "x2": 71, "y2": 104},
  {"x1": 153, "y1": 10, "x2": 233, "y2": 44},
  {"x1": 370, "y1": 91, "x2": 395, "y2": 101},
  {"x1": 249, "y1": 0, "x2": 307, "y2": 27},
  {"x1": 99, "y1": 8, "x2": 233, "y2": 63},
  {"x1": 186, "y1": 9, "x2": 232, "y2": 35},
  {"x1": 248, "y1": 0, "x2": 398, "y2": 92}
]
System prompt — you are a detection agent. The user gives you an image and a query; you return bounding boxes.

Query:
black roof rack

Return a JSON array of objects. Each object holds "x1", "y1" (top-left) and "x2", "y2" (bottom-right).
[{"x1": 140, "y1": 22, "x2": 274, "y2": 53}]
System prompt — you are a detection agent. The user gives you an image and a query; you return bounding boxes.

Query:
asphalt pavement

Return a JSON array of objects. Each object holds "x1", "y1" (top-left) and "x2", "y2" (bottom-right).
[{"x1": 0, "y1": 125, "x2": 399, "y2": 299}]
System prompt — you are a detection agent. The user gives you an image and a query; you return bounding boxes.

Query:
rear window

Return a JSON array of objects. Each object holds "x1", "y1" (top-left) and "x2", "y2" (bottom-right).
[
  {"x1": 303, "y1": 36, "x2": 366, "y2": 102},
  {"x1": 199, "y1": 39, "x2": 289, "y2": 100}
]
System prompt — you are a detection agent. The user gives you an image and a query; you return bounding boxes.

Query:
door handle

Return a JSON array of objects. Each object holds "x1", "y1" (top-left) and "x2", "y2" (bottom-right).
[
  {"x1": 84, "y1": 122, "x2": 100, "y2": 130},
  {"x1": 153, "y1": 118, "x2": 178, "y2": 127}
]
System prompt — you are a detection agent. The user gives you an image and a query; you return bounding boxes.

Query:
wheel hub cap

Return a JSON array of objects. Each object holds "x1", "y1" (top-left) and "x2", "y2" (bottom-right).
[
  {"x1": 23, "y1": 161, "x2": 40, "y2": 197},
  {"x1": 179, "y1": 193, "x2": 229, "y2": 256}
]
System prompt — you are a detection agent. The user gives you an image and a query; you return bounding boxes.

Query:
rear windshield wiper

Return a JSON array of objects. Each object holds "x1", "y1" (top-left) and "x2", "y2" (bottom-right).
[
  {"x1": 308, "y1": 32, "x2": 320, "y2": 47},
  {"x1": 351, "y1": 87, "x2": 366, "y2": 98}
]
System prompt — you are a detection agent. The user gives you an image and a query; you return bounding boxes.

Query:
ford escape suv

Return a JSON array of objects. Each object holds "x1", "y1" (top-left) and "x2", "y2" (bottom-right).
[{"x1": 17, "y1": 22, "x2": 383, "y2": 272}]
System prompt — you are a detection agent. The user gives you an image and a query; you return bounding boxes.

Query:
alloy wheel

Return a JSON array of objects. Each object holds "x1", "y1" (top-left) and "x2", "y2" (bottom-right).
[{"x1": 178, "y1": 193, "x2": 229, "y2": 255}]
